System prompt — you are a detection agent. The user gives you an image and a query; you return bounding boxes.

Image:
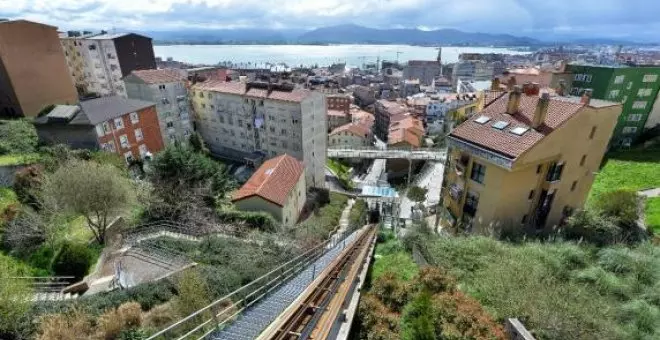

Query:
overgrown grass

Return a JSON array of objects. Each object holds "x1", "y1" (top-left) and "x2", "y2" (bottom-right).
[
  {"x1": 371, "y1": 232, "x2": 418, "y2": 282},
  {"x1": 297, "y1": 193, "x2": 349, "y2": 243},
  {"x1": 0, "y1": 153, "x2": 40, "y2": 166},
  {"x1": 0, "y1": 187, "x2": 17, "y2": 214},
  {"x1": 424, "y1": 236, "x2": 660, "y2": 340},
  {"x1": 589, "y1": 146, "x2": 660, "y2": 234},
  {"x1": 645, "y1": 198, "x2": 660, "y2": 233}
]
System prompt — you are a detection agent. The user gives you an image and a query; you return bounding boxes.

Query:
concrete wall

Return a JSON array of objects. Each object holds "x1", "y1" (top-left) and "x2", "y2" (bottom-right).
[{"x1": 0, "y1": 21, "x2": 78, "y2": 117}]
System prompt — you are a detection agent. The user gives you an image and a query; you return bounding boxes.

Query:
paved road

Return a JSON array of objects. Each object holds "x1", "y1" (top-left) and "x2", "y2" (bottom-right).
[{"x1": 399, "y1": 161, "x2": 445, "y2": 221}]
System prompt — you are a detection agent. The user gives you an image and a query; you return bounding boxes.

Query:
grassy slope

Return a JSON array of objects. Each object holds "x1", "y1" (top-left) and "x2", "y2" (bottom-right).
[
  {"x1": 424, "y1": 236, "x2": 660, "y2": 340},
  {"x1": 371, "y1": 233, "x2": 418, "y2": 282},
  {"x1": 589, "y1": 147, "x2": 660, "y2": 233},
  {"x1": 0, "y1": 187, "x2": 17, "y2": 212}
]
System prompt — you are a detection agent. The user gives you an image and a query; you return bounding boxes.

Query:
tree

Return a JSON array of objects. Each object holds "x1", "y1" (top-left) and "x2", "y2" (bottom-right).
[
  {"x1": 189, "y1": 132, "x2": 209, "y2": 155},
  {"x1": 407, "y1": 186, "x2": 428, "y2": 203},
  {"x1": 0, "y1": 119, "x2": 38, "y2": 155},
  {"x1": 147, "y1": 145, "x2": 233, "y2": 222},
  {"x1": 41, "y1": 160, "x2": 134, "y2": 244},
  {"x1": 401, "y1": 292, "x2": 436, "y2": 340}
]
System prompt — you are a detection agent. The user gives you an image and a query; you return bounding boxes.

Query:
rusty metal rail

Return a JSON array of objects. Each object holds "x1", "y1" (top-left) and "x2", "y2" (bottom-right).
[{"x1": 260, "y1": 225, "x2": 376, "y2": 340}]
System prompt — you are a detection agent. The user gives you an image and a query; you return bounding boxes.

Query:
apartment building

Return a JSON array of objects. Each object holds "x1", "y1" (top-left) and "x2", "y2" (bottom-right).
[
  {"x1": 123, "y1": 69, "x2": 192, "y2": 145},
  {"x1": 0, "y1": 20, "x2": 78, "y2": 118},
  {"x1": 329, "y1": 122, "x2": 372, "y2": 148},
  {"x1": 233, "y1": 154, "x2": 306, "y2": 226},
  {"x1": 60, "y1": 32, "x2": 156, "y2": 96},
  {"x1": 566, "y1": 64, "x2": 660, "y2": 146},
  {"x1": 374, "y1": 99, "x2": 408, "y2": 141},
  {"x1": 191, "y1": 81, "x2": 326, "y2": 188},
  {"x1": 441, "y1": 87, "x2": 621, "y2": 233},
  {"x1": 34, "y1": 96, "x2": 163, "y2": 162},
  {"x1": 403, "y1": 60, "x2": 441, "y2": 86}
]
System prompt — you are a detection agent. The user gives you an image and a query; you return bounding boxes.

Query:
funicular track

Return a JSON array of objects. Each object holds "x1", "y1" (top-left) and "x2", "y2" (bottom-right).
[{"x1": 259, "y1": 225, "x2": 376, "y2": 340}]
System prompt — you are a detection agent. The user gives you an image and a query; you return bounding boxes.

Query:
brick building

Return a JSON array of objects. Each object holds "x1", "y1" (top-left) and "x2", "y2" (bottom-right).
[{"x1": 34, "y1": 96, "x2": 163, "y2": 162}]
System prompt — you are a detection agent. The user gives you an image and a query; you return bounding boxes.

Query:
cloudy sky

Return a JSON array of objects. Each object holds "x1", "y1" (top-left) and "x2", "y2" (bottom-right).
[{"x1": 0, "y1": 0, "x2": 657, "y2": 41}]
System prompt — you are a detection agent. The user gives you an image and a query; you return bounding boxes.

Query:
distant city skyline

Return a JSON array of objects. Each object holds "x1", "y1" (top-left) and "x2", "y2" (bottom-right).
[{"x1": 1, "y1": 0, "x2": 659, "y2": 43}]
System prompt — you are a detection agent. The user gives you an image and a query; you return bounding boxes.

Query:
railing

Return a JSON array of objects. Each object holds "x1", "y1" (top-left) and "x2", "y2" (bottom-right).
[
  {"x1": 145, "y1": 229, "x2": 356, "y2": 340},
  {"x1": 9, "y1": 276, "x2": 75, "y2": 293},
  {"x1": 122, "y1": 220, "x2": 240, "y2": 246}
]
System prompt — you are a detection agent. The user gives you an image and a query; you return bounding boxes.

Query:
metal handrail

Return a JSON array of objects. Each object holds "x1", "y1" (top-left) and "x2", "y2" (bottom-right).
[{"x1": 145, "y1": 230, "x2": 351, "y2": 340}]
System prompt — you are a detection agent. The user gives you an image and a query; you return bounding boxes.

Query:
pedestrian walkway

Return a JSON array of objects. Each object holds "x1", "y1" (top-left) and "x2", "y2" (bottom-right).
[{"x1": 639, "y1": 188, "x2": 660, "y2": 198}]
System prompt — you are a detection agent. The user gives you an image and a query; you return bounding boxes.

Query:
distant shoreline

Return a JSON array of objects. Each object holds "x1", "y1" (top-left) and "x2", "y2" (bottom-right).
[{"x1": 152, "y1": 41, "x2": 534, "y2": 50}]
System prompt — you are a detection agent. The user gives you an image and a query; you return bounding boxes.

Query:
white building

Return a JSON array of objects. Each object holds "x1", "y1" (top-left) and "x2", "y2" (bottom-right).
[
  {"x1": 123, "y1": 69, "x2": 192, "y2": 146},
  {"x1": 192, "y1": 81, "x2": 327, "y2": 188},
  {"x1": 60, "y1": 32, "x2": 156, "y2": 97}
]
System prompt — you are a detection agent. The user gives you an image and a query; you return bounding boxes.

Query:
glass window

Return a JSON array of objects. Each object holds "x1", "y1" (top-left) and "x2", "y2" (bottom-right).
[
  {"x1": 470, "y1": 162, "x2": 486, "y2": 184},
  {"x1": 637, "y1": 88, "x2": 653, "y2": 97},
  {"x1": 546, "y1": 162, "x2": 564, "y2": 182},
  {"x1": 134, "y1": 128, "x2": 143, "y2": 141},
  {"x1": 642, "y1": 74, "x2": 658, "y2": 83},
  {"x1": 464, "y1": 192, "x2": 479, "y2": 216},
  {"x1": 628, "y1": 114, "x2": 643, "y2": 122},
  {"x1": 119, "y1": 135, "x2": 129, "y2": 149},
  {"x1": 622, "y1": 126, "x2": 638, "y2": 134},
  {"x1": 123, "y1": 151, "x2": 133, "y2": 163},
  {"x1": 632, "y1": 101, "x2": 647, "y2": 109},
  {"x1": 580, "y1": 155, "x2": 586, "y2": 166},
  {"x1": 129, "y1": 112, "x2": 139, "y2": 124},
  {"x1": 589, "y1": 126, "x2": 597, "y2": 139},
  {"x1": 139, "y1": 144, "x2": 148, "y2": 156},
  {"x1": 114, "y1": 118, "x2": 124, "y2": 130},
  {"x1": 608, "y1": 89, "x2": 619, "y2": 99},
  {"x1": 613, "y1": 75, "x2": 625, "y2": 84},
  {"x1": 96, "y1": 124, "x2": 105, "y2": 137},
  {"x1": 571, "y1": 181, "x2": 578, "y2": 191}
]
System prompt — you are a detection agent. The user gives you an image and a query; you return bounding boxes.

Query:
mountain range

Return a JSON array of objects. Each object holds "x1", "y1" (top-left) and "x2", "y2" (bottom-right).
[{"x1": 142, "y1": 24, "x2": 638, "y2": 46}]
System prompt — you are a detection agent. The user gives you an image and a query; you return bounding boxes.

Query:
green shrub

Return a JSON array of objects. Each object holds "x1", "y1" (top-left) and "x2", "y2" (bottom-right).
[
  {"x1": 400, "y1": 292, "x2": 435, "y2": 340},
  {"x1": 50, "y1": 241, "x2": 93, "y2": 281},
  {"x1": 0, "y1": 119, "x2": 38, "y2": 155},
  {"x1": 594, "y1": 189, "x2": 639, "y2": 224},
  {"x1": 216, "y1": 210, "x2": 278, "y2": 232}
]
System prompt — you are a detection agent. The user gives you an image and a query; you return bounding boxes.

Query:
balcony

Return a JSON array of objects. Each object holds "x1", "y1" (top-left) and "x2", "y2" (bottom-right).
[{"x1": 449, "y1": 183, "x2": 464, "y2": 201}]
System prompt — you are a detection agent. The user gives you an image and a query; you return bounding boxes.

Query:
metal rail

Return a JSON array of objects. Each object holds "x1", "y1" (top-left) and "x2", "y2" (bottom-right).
[
  {"x1": 263, "y1": 226, "x2": 376, "y2": 340},
  {"x1": 145, "y1": 229, "x2": 354, "y2": 340}
]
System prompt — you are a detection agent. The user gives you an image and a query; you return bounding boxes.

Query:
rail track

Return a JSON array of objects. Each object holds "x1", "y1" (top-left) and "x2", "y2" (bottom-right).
[{"x1": 258, "y1": 225, "x2": 377, "y2": 340}]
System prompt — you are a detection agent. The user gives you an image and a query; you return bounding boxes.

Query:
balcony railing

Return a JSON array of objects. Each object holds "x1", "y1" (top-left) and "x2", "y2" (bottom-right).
[{"x1": 449, "y1": 183, "x2": 463, "y2": 201}]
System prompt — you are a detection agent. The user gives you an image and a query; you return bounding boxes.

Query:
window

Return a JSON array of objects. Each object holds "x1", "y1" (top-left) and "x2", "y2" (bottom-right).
[
  {"x1": 139, "y1": 144, "x2": 148, "y2": 156},
  {"x1": 580, "y1": 155, "x2": 586, "y2": 166},
  {"x1": 608, "y1": 89, "x2": 620, "y2": 99},
  {"x1": 637, "y1": 88, "x2": 653, "y2": 97},
  {"x1": 628, "y1": 114, "x2": 643, "y2": 122},
  {"x1": 114, "y1": 118, "x2": 124, "y2": 130},
  {"x1": 571, "y1": 181, "x2": 578, "y2": 191},
  {"x1": 642, "y1": 74, "x2": 658, "y2": 83},
  {"x1": 470, "y1": 162, "x2": 486, "y2": 184},
  {"x1": 102, "y1": 142, "x2": 115, "y2": 153},
  {"x1": 96, "y1": 125, "x2": 105, "y2": 137},
  {"x1": 546, "y1": 162, "x2": 564, "y2": 182},
  {"x1": 166, "y1": 121, "x2": 174, "y2": 128},
  {"x1": 119, "y1": 135, "x2": 129, "y2": 149},
  {"x1": 589, "y1": 126, "x2": 597, "y2": 139},
  {"x1": 281, "y1": 128, "x2": 287, "y2": 136},
  {"x1": 129, "y1": 112, "x2": 139, "y2": 124},
  {"x1": 134, "y1": 128, "x2": 143, "y2": 141},
  {"x1": 536, "y1": 164, "x2": 542, "y2": 174},
  {"x1": 632, "y1": 101, "x2": 647, "y2": 109},
  {"x1": 464, "y1": 192, "x2": 479, "y2": 216},
  {"x1": 614, "y1": 75, "x2": 625, "y2": 84},
  {"x1": 88, "y1": 44, "x2": 96, "y2": 51},
  {"x1": 124, "y1": 151, "x2": 133, "y2": 163},
  {"x1": 270, "y1": 127, "x2": 276, "y2": 133},
  {"x1": 159, "y1": 84, "x2": 166, "y2": 90},
  {"x1": 622, "y1": 126, "x2": 638, "y2": 134},
  {"x1": 198, "y1": 92, "x2": 203, "y2": 98},
  {"x1": 528, "y1": 190, "x2": 535, "y2": 200},
  {"x1": 201, "y1": 103, "x2": 206, "y2": 109},
  {"x1": 102, "y1": 122, "x2": 111, "y2": 134}
]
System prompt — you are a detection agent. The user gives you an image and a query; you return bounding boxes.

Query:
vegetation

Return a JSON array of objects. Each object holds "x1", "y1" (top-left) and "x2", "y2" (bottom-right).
[
  {"x1": 0, "y1": 119, "x2": 38, "y2": 155},
  {"x1": 589, "y1": 146, "x2": 660, "y2": 233},
  {"x1": 646, "y1": 198, "x2": 660, "y2": 233},
  {"x1": 348, "y1": 199, "x2": 368, "y2": 228},
  {"x1": 326, "y1": 159, "x2": 353, "y2": 189},
  {"x1": 41, "y1": 159, "x2": 135, "y2": 244},
  {"x1": 50, "y1": 241, "x2": 95, "y2": 281},
  {"x1": 406, "y1": 186, "x2": 428, "y2": 203},
  {"x1": 0, "y1": 153, "x2": 41, "y2": 166},
  {"x1": 0, "y1": 253, "x2": 33, "y2": 338},
  {"x1": 356, "y1": 232, "x2": 504, "y2": 340},
  {"x1": 422, "y1": 236, "x2": 660, "y2": 340},
  {"x1": 216, "y1": 209, "x2": 278, "y2": 232},
  {"x1": 296, "y1": 192, "x2": 349, "y2": 246}
]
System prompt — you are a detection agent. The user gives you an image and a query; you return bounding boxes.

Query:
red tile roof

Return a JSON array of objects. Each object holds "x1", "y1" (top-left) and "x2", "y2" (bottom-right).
[
  {"x1": 232, "y1": 154, "x2": 304, "y2": 207},
  {"x1": 129, "y1": 69, "x2": 186, "y2": 84},
  {"x1": 191, "y1": 82, "x2": 312, "y2": 103},
  {"x1": 450, "y1": 93, "x2": 584, "y2": 159},
  {"x1": 329, "y1": 122, "x2": 371, "y2": 137},
  {"x1": 388, "y1": 128, "x2": 422, "y2": 148}
]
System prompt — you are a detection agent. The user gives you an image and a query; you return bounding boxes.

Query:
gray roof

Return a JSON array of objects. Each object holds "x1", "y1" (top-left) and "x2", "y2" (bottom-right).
[
  {"x1": 80, "y1": 96, "x2": 155, "y2": 125},
  {"x1": 86, "y1": 32, "x2": 150, "y2": 40}
]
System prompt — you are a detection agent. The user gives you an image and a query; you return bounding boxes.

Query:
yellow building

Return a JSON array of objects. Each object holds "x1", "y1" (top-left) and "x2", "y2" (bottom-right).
[
  {"x1": 441, "y1": 87, "x2": 621, "y2": 233},
  {"x1": 232, "y1": 154, "x2": 306, "y2": 226}
]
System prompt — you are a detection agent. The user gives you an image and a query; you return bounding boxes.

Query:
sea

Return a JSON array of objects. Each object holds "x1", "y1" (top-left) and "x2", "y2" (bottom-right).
[{"x1": 153, "y1": 44, "x2": 530, "y2": 68}]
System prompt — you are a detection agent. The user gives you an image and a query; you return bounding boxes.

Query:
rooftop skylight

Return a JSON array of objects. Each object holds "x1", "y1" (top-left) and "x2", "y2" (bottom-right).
[
  {"x1": 474, "y1": 115, "x2": 491, "y2": 124},
  {"x1": 510, "y1": 126, "x2": 530, "y2": 136},
  {"x1": 492, "y1": 121, "x2": 510, "y2": 130}
]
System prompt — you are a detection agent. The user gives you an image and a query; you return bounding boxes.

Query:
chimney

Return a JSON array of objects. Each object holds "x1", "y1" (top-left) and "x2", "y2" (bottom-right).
[
  {"x1": 581, "y1": 89, "x2": 593, "y2": 105},
  {"x1": 532, "y1": 93, "x2": 551, "y2": 129},
  {"x1": 506, "y1": 85, "x2": 522, "y2": 114},
  {"x1": 557, "y1": 79, "x2": 566, "y2": 96},
  {"x1": 491, "y1": 77, "x2": 500, "y2": 91},
  {"x1": 507, "y1": 76, "x2": 517, "y2": 90}
]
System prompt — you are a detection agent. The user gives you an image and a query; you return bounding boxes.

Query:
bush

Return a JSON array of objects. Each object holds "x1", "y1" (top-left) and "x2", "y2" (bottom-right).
[
  {"x1": 98, "y1": 302, "x2": 143, "y2": 340},
  {"x1": 406, "y1": 186, "x2": 428, "y2": 203},
  {"x1": 142, "y1": 302, "x2": 177, "y2": 330},
  {"x1": 216, "y1": 210, "x2": 278, "y2": 232},
  {"x1": 13, "y1": 164, "x2": 43, "y2": 208},
  {"x1": 50, "y1": 241, "x2": 93, "y2": 281},
  {"x1": 36, "y1": 308, "x2": 94, "y2": 340},
  {"x1": 401, "y1": 292, "x2": 435, "y2": 340},
  {"x1": 594, "y1": 189, "x2": 640, "y2": 224},
  {"x1": 0, "y1": 119, "x2": 38, "y2": 155}
]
